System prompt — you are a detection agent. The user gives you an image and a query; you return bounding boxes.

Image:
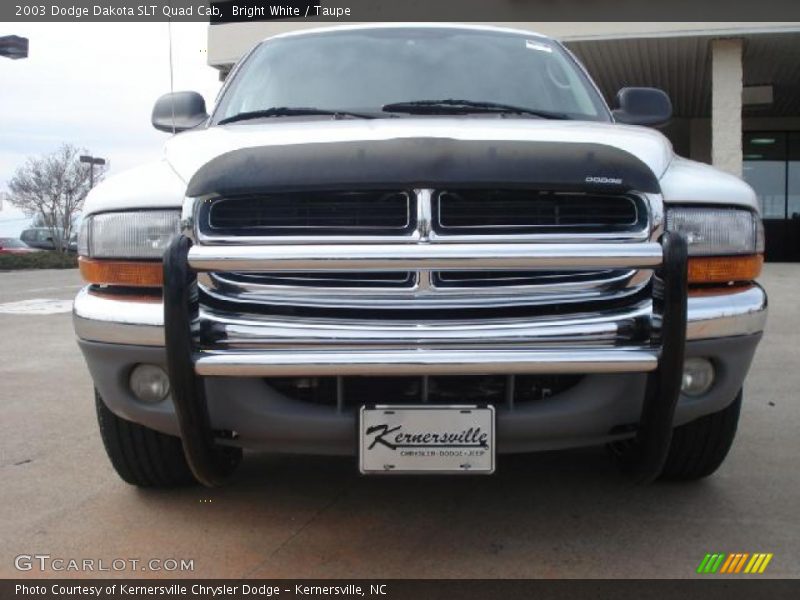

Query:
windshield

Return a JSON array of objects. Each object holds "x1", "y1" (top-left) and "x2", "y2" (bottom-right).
[{"x1": 213, "y1": 28, "x2": 610, "y2": 123}]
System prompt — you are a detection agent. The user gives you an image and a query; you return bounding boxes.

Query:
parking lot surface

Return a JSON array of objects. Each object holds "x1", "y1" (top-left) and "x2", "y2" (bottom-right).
[{"x1": 0, "y1": 266, "x2": 797, "y2": 578}]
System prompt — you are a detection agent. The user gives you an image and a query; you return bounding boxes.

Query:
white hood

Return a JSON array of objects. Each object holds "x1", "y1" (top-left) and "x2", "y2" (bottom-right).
[
  {"x1": 83, "y1": 117, "x2": 759, "y2": 216},
  {"x1": 163, "y1": 118, "x2": 675, "y2": 184}
]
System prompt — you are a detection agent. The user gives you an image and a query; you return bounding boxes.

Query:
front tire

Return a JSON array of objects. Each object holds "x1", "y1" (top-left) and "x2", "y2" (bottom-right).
[
  {"x1": 95, "y1": 391, "x2": 197, "y2": 487},
  {"x1": 609, "y1": 389, "x2": 743, "y2": 481},
  {"x1": 659, "y1": 390, "x2": 742, "y2": 481}
]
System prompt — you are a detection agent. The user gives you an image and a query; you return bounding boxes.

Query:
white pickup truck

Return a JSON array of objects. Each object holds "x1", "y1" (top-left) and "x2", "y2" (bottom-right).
[{"x1": 74, "y1": 24, "x2": 766, "y2": 487}]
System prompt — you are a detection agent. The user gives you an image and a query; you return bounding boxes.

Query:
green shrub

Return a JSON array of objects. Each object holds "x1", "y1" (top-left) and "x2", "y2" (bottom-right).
[{"x1": 0, "y1": 251, "x2": 78, "y2": 270}]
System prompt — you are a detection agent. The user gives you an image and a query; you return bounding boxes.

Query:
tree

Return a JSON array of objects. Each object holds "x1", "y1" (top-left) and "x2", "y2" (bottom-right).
[{"x1": 6, "y1": 144, "x2": 107, "y2": 252}]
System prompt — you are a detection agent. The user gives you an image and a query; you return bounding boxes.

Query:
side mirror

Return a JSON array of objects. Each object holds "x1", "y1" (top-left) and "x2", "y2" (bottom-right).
[
  {"x1": 612, "y1": 87, "x2": 672, "y2": 126},
  {"x1": 152, "y1": 91, "x2": 209, "y2": 133}
]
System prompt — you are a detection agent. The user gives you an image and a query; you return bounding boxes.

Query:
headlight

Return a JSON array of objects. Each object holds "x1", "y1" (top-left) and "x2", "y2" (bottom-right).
[
  {"x1": 666, "y1": 207, "x2": 764, "y2": 284},
  {"x1": 78, "y1": 210, "x2": 180, "y2": 287},
  {"x1": 666, "y1": 207, "x2": 764, "y2": 256},
  {"x1": 79, "y1": 210, "x2": 180, "y2": 259}
]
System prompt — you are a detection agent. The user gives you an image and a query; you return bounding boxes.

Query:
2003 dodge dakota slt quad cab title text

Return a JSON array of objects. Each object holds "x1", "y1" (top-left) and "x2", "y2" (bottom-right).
[{"x1": 74, "y1": 24, "x2": 767, "y2": 487}]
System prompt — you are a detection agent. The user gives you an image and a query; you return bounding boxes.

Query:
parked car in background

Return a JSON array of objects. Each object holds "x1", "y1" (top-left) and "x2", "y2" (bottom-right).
[
  {"x1": 19, "y1": 227, "x2": 76, "y2": 252},
  {"x1": 0, "y1": 237, "x2": 40, "y2": 254},
  {"x1": 20, "y1": 228, "x2": 59, "y2": 250}
]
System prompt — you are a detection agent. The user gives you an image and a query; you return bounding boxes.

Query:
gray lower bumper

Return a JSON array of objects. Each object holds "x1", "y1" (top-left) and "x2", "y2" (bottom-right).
[{"x1": 77, "y1": 333, "x2": 761, "y2": 455}]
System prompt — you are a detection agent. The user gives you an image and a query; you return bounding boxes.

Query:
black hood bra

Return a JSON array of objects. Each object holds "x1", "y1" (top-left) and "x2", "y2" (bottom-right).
[{"x1": 186, "y1": 137, "x2": 661, "y2": 198}]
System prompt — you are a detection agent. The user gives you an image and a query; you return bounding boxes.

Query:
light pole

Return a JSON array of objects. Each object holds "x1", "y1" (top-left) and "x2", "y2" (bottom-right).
[
  {"x1": 79, "y1": 155, "x2": 106, "y2": 188},
  {"x1": 0, "y1": 35, "x2": 29, "y2": 59}
]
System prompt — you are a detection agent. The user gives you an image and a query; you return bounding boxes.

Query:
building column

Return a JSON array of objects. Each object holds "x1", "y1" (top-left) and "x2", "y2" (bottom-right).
[{"x1": 711, "y1": 38, "x2": 744, "y2": 178}]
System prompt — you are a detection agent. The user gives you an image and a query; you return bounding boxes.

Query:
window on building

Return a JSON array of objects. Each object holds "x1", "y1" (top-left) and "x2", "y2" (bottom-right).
[
  {"x1": 743, "y1": 132, "x2": 787, "y2": 219},
  {"x1": 742, "y1": 131, "x2": 800, "y2": 221},
  {"x1": 788, "y1": 132, "x2": 800, "y2": 221}
]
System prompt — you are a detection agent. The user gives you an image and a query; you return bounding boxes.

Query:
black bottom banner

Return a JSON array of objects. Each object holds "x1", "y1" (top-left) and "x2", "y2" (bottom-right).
[{"x1": 4, "y1": 579, "x2": 800, "y2": 600}]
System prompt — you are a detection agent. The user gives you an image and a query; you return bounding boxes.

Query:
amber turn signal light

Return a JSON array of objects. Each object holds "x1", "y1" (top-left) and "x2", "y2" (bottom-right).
[
  {"x1": 687, "y1": 255, "x2": 763, "y2": 285},
  {"x1": 79, "y1": 257, "x2": 163, "y2": 287}
]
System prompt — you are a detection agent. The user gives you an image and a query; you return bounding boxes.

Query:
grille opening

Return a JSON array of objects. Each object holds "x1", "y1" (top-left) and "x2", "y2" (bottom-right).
[
  {"x1": 205, "y1": 190, "x2": 414, "y2": 235},
  {"x1": 220, "y1": 271, "x2": 415, "y2": 288},
  {"x1": 433, "y1": 269, "x2": 625, "y2": 288},
  {"x1": 434, "y1": 190, "x2": 640, "y2": 234},
  {"x1": 266, "y1": 374, "x2": 583, "y2": 408}
]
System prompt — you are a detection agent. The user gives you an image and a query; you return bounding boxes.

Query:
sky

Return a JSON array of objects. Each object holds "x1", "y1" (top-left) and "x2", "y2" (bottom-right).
[{"x1": 0, "y1": 22, "x2": 222, "y2": 236}]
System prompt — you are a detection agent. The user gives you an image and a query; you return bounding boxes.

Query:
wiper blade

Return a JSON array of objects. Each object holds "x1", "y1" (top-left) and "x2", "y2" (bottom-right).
[
  {"x1": 218, "y1": 107, "x2": 376, "y2": 125},
  {"x1": 382, "y1": 99, "x2": 569, "y2": 120}
]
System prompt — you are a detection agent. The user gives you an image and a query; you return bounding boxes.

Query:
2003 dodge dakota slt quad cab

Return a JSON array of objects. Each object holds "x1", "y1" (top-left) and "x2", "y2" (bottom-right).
[{"x1": 74, "y1": 24, "x2": 767, "y2": 487}]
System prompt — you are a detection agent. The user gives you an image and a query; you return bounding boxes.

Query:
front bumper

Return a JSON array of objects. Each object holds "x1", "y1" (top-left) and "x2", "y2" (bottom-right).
[
  {"x1": 74, "y1": 235, "x2": 767, "y2": 485},
  {"x1": 74, "y1": 283, "x2": 768, "y2": 350},
  {"x1": 74, "y1": 285, "x2": 767, "y2": 443}
]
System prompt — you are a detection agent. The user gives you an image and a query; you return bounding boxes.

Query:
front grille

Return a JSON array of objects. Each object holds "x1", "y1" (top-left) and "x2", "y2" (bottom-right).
[
  {"x1": 218, "y1": 270, "x2": 628, "y2": 290},
  {"x1": 434, "y1": 190, "x2": 640, "y2": 234},
  {"x1": 205, "y1": 190, "x2": 414, "y2": 236},
  {"x1": 199, "y1": 187, "x2": 651, "y2": 303},
  {"x1": 266, "y1": 374, "x2": 583, "y2": 409}
]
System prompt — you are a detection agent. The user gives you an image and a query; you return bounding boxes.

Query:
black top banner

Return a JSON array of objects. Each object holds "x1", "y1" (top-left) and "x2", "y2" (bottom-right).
[{"x1": 5, "y1": 0, "x2": 800, "y2": 22}]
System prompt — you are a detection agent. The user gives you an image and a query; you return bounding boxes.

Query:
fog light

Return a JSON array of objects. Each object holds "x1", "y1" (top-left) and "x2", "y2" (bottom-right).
[
  {"x1": 129, "y1": 364, "x2": 170, "y2": 403},
  {"x1": 681, "y1": 358, "x2": 715, "y2": 397}
]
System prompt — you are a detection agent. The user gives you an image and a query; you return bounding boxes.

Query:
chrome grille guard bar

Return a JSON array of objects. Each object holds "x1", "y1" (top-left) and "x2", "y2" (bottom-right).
[
  {"x1": 164, "y1": 234, "x2": 687, "y2": 486},
  {"x1": 187, "y1": 242, "x2": 663, "y2": 272}
]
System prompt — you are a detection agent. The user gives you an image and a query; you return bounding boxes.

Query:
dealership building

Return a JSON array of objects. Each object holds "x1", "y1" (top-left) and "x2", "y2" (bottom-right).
[{"x1": 207, "y1": 21, "x2": 800, "y2": 261}]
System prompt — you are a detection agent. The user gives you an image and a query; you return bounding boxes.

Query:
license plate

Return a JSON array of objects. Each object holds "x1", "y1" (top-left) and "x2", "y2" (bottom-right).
[{"x1": 359, "y1": 405, "x2": 495, "y2": 474}]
